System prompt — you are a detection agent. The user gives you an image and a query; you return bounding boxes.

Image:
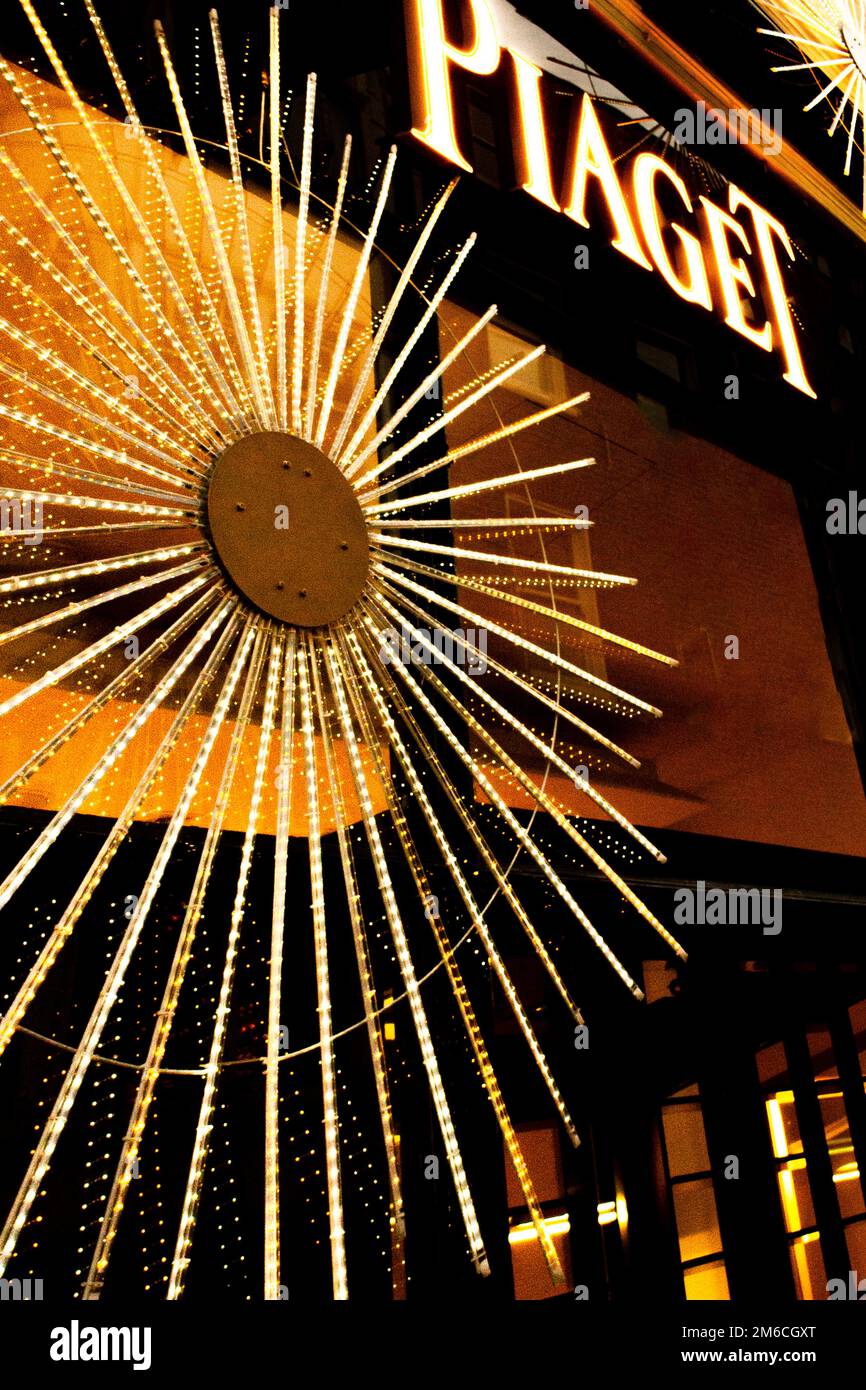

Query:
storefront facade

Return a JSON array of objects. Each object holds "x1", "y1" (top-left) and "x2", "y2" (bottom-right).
[{"x1": 1, "y1": 0, "x2": 865, "y2": 1304}]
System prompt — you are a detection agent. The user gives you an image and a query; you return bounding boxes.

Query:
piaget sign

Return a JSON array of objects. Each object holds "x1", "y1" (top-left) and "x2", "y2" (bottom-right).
[{"x1": 405, "y1": 0, "x2": 817, "y2": 399}]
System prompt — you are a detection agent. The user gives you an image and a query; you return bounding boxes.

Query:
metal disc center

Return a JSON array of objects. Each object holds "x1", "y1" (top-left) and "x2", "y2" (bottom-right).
[{"x1": 206, "y1": 431, "x2": 370, "y2": 627}]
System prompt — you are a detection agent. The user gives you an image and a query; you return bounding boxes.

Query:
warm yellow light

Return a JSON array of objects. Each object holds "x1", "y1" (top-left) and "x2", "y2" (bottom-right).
[
  {"x1": 833, "y1": 1168, "x2": 861, "y2": 1184},
  {"x1": 509, "y1": 1213, "x2": 571, "y2": 1245},
  {"x1": 597, "y1": 1200, "x2": 617, "y2": 1227},
  {"x1": 767, "y1": 1096, "x2": 790, "y2": 1159}
]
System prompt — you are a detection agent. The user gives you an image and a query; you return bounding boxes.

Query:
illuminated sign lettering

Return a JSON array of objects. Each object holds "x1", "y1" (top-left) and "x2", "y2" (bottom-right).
[{"x1": 405, "y1": 0, "x2": 816, "y2": 398}]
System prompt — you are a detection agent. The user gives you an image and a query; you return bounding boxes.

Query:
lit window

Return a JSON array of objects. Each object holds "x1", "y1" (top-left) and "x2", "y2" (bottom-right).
[
  {"x1": 660, "y1": 1085, "x2": 730, "y2": 1299},
  {"x1": 758, "y1": 1041, "x2": 826, "y2": 1299}
]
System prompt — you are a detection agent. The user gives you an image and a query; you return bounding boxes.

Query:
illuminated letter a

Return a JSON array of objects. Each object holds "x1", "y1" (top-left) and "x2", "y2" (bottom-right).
[{"x1": 562, "y1": 94, "x2": 651, "y2": 270}]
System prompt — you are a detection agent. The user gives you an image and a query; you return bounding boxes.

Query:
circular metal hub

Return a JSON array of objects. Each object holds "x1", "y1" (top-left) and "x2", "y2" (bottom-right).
[{"x1": 206, "y1": 431, "x2": 369, "y2": 627}]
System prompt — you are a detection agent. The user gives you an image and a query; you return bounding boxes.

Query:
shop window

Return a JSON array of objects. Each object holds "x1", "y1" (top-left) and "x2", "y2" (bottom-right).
[
  {"x1": 660, "y1": 1085, "x2": 730, "y2": 1299},
  {"x1": 808, "y1": 1024, "x2": 866, "y2": 1241},
  {"x1": 758, "y1": 1042, "x2": 823, "y2": 1296},
  {"x1": 788, "y1": 1232, "x2": 828, "y2": 1300},
  {"x1": 843, "y1": 1001, "x2": 866, "y2": 1273},
  {"x1": 758, "y1": 1020, "x2": 866, "y2": 1297}
]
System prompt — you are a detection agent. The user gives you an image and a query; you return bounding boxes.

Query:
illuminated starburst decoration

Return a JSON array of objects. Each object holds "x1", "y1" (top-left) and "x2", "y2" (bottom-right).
[
  {"x1": 0, "y1": 2, "x2": 683, "y2": 1299},
  {"x1": 754, "y1": 0, "x2": 866, "y2": 210}
]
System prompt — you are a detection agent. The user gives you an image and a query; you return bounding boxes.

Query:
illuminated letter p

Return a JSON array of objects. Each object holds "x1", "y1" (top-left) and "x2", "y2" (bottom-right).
[{"x1": 406, "y1": 0, "x2": 500, "y2": 172}]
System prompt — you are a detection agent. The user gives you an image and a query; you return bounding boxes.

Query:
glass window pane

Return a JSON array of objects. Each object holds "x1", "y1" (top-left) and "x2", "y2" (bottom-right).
[
  {"x1": 672, "y1": 1178, "x2": 723, "y2": 1262},
  {"x1": 504, "y1": 1126, "x2": 564, "y2": 1209},
  {"x1": 757, "y1": 1042, "x2": 788, "y2": 1088},
  {"x1": 807, "y1": 1028, "x2": 838, "y2": 1080},
  {"x1": 789, "y1": 1234, "x2": 827, "y2": 1301},
  {"x1": 510, "y1": 1224, "x2": 572, "y2": 1300},
  {"x1": 832, "y1": 1162, "x2": 865, "y2": 1219},
  {"x1": 816, "y1": 1093, "x2": 866, "y2": 1218},
  {"x1": 819, "y1": 1091, "x2": 848, "y2": 1132},
  {"x1": 663, "y1": 1103, "x2": 711, "y2": 1178},
  {"x1": 766, "y1": 1092, "x2": 804, "y2": 1157},
  {"x1": 776, "y1": 1161, "x2": 817, "y2": 1233},
  {"x1": 848, "y1": 1000, "x2": 866, "y2": 1076},
  {"x1": 684, "y1": 1259, "x2": 730, "y2": 1301},
  {"x1": 845, "y1": 1219, "x2": 866, "y2": 1276}
]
